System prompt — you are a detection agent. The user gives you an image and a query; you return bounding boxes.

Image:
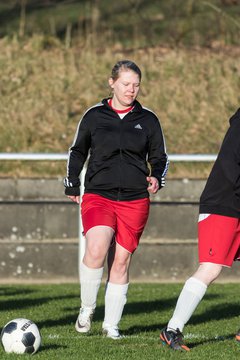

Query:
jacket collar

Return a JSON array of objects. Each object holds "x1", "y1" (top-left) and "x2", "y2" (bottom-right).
[{"x1": 102, "y1": 98, "x2": 142, "y2": 113}]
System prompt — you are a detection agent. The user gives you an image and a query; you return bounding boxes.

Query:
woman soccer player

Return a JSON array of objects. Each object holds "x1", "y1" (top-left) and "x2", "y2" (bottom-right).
[
  {"x1": 64, "y1": 60, "x2": 169, "y2": 339},
  {"x1": 160, "y1": 108, "x2": 240, "y2": 351}
]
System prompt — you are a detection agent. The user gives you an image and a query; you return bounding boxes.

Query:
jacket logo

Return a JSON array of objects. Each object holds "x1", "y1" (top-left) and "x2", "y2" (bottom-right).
[{"x1": 134, "y1": 124, "x2": 142, "y2": 130}]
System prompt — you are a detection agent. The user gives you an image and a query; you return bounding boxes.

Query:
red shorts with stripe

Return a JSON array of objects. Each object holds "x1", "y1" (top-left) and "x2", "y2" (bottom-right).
[
  {"x1": 198, "y1": 214, "x2": 240, "y2": 267},
  {"x1": 81, "y1": 193, "x2": 150, "y2": 254}
]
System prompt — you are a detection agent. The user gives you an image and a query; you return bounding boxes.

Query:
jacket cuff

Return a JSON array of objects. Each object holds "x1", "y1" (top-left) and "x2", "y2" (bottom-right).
[
  {"x1": 151, "y1": 173, "x2": 166, "y2": 188},
  {"x1": 65, "y1": 187, "x2": 80, "y2": 196}
]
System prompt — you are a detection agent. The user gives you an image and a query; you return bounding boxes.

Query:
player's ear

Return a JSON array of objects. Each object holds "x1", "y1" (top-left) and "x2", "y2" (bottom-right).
[{"x1": 108, "y1": 77, "x2": 114, "y2": 88}]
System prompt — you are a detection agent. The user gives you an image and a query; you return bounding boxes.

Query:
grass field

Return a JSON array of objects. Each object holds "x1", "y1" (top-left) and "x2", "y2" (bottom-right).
[{"x1": 0, "y1": 283, "x2": 239, "y2": 359}]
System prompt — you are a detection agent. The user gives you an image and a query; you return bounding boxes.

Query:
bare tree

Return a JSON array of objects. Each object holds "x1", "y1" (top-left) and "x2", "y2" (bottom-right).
[{"x1": 19, "y1": 0, "x2": 27, "y2": 38}]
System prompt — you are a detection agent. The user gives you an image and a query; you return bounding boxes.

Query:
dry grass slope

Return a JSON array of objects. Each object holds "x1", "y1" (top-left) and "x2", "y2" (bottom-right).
[{"x1": 0, "y1": 36, "x2": 240, "y2": 177}]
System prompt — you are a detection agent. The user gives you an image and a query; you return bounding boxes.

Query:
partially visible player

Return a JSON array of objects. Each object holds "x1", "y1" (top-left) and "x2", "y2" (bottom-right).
[
  {"x1": 64, "y1": 60, "x2": 169, "y2": 339},
  {"x1": 160, "y1": 108, "x2": 240, "y2": 351}
]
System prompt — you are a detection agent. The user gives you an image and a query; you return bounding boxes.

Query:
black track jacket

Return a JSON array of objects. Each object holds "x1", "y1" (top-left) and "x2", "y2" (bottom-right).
[
  {"x1": 64, "y1": 98, "x2": 169, "y2": 201},
  {"x1": 200, "y1": 108, "x2": 240, "y2": 217}
]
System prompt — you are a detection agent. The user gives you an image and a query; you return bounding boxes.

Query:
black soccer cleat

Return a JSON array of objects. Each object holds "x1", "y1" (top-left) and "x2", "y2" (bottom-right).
[
  {"x1": 236, "y1": 329, "x2": 240, "y2": 342},
  {"x1": 160, "y1": 327, "x2": 190, "y2": 351}
]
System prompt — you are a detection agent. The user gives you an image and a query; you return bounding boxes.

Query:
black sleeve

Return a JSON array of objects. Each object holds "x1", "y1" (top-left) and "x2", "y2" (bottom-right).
[
  {"x1": 148, "y1": 117, "x2": 169, "y2": 187},
  {"x1": 64, "y1": 115, "x2": 91, "y2": 196}
]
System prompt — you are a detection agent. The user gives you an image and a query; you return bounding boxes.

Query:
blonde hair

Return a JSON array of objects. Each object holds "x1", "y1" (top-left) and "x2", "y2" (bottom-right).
[{"x1": 111, "y1": 60, "x2": 142, "y2": 81}]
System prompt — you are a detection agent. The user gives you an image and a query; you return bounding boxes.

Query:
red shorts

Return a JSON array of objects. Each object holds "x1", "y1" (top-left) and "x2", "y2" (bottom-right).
[
  {"x1": 81, "y1": 193, "x2": 150, "y2": 253},
  {"x1": 198, "y1": 214, "x2": 240, "y2": 267}
]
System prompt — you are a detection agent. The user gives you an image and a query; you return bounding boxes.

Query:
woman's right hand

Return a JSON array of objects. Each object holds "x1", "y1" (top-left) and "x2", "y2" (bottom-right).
[{"x1": 67, "y1": 195, "x2": 80, "y2": 204}]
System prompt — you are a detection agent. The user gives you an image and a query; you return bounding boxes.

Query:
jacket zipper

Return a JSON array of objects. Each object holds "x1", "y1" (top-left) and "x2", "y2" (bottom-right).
[
  {"x1": 117, "y1": 111, "x2": 134, "y2": 200},
  {"x1": 118, "y1": 118, "x2": 124, "y2": 201}
]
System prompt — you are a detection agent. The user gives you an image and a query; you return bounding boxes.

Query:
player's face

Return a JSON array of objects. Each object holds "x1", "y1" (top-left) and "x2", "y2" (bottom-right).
[{"x1": 109, "y1": 70, "x2": 140, "y2": 109}]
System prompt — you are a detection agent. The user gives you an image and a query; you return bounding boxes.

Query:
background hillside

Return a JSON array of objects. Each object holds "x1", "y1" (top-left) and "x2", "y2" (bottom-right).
[{"x1": 0, "y1": 0, "x2": 240, "y2": 178}]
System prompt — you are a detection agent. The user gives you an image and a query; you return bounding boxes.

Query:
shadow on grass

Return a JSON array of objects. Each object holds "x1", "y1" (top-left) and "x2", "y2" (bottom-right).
[
  {"x1": 124, "y1": 323, "x2": 164, "y2": 335},
  {"x1": 1, "y1": 284, "x2": 238, "y2": 339},
  {"x1": 35, "y1": 295, "x2": 234, "y2": 333},
  {"x1": 123, "y1": 300, "x2": 239, "y2": 336},
  {"x1": 38, "y1": 314, "x2": 79, "y2": 329},
  {"x1": 40, "y1": 344, "x2": 68, "y2": 352},
  {"x1": 186, "y1": 332, "x2": 237, "y2": 349},
  {"x1": 0, "y1": 293, "x2": 77, "y2": 312},
  {"x1": 190, "y1": 302, "x2": 239, "y2": 325},
  {"x1": 0, "y1": 287, "x2": 35, "y2": 297},
  {"x1": 124, "y1": 293, "x2": 220, "y2": 316},
  {"x1": 119, "y1": 291, "x2": 238, "y2": 336}
]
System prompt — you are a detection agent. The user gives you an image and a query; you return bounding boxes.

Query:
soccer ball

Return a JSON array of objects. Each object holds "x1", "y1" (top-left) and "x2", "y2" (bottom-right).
[{"x1": 1, "y1": 318, "x2": 41, "y2": 354}]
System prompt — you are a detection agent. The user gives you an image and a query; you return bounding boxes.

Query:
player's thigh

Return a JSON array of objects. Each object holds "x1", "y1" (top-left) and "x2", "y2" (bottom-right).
[
  {"x1": 115, "y1": 198, "x2": 149, "y2": 253},
  {"x1": 85, "y1": 225, "x2": 115, "y2": 259},
  {"x1": 81, "y1": 193, "x2": 116, "y2": 235},
  {"x1": 110, "y1": 242, "x2": 132, "y2": 268}
]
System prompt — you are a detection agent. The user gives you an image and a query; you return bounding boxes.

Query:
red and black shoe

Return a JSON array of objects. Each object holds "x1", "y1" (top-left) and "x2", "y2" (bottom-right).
[{"x1": 160, "y1": 327, "x2": 190, "y2": 351}]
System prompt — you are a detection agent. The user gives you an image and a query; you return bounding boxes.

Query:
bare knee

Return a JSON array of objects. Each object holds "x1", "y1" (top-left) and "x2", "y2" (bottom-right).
[
  {"x1": 193, "y1": 263, "x2": 222, "y2": 285},
  {"x1": 84, "y1": 226, "x2": 114, "y2": 268},
  {"x1": 111, "y1": 259, "x2": 128, "y2": 277},
  {"x1": 109, "y1": 256, "x2": 131, "y2": 284},
  {"x1": 84, "y1": 244, "x2": 106, "y2": 268}
]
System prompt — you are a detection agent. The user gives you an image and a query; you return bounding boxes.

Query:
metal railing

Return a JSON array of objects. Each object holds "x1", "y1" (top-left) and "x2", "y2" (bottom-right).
[
  {"x1": 0, "y1": 152, "x2": 217, "y2": 265},
  {"x1": 0, "y1": 153, "x2": 217, "y2": 162}
]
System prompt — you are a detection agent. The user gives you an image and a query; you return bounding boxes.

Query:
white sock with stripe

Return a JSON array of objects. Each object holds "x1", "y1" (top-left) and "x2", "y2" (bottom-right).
[
  {"x1": 103, "y1": 282, "x2": 129, "y2": 329},
  {"x1": 167, "y1": 277, "x2": 207, "y2": 332},
  {"x1": 80, "y1": 262, "x2": 103, "y2": 309}
]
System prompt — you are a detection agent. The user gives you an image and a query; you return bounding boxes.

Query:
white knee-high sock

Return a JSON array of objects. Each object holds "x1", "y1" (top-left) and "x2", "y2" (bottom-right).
[
  {"x1": 103, "y1": 282, "x2": 129, "y2": 328},
  {"x1": 80, "y1": 262, "x2": 103, "y2": 309},
  {"x1": 167, "y1": 277, "x2": 207, "y2": 332}
]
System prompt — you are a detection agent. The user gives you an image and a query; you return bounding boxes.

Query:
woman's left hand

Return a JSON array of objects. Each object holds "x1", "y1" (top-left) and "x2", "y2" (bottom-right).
[{"x1": 146, "y1": 176, "x2": 159, "y2": 194}]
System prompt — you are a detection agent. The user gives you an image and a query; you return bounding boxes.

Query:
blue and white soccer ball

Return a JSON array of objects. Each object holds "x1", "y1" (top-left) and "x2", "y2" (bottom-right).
[{"x1": 1, "y1": 318, "x2": 41, "y2": 354}]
